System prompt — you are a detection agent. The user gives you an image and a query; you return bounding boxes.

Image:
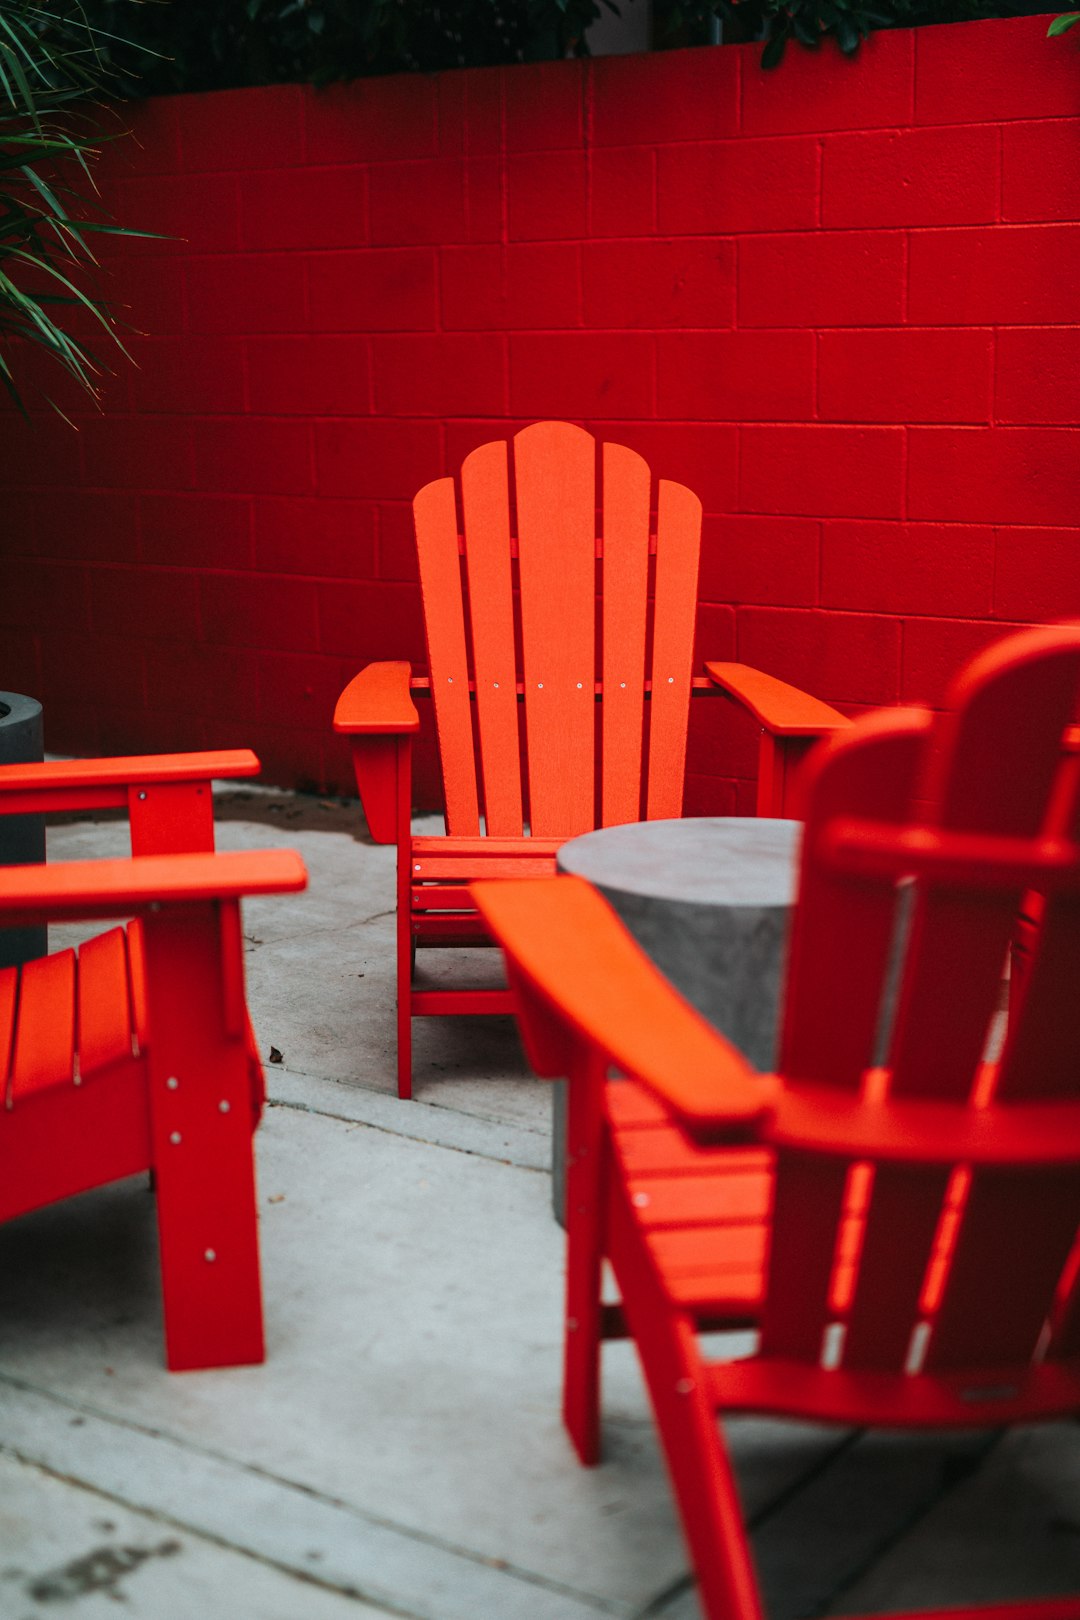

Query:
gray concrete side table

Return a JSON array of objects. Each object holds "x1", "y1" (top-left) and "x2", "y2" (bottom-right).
[
  {"x1": 0, "y1": 692, "x2": 46, "y2": 971},
  {"x1": 551, "y1": 816, "x2": 801, "y2": 1223}
]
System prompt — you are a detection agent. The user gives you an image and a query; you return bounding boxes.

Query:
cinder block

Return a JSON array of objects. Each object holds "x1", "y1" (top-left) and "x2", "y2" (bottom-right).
[
  {"x1": 131, "y1": 337, "x2": 247, "y2": 415},
  {"x1": 589, "y1": 147, "x2": 656, "y2": 238},
  {"x1": 818, "y1": 328, "x2": 992, "y2": 423},
  {"x1": 591, "y1": 46, "x2": 738, "y2": 145},
  {"x1": 376, "y1": 502, "x2": 420, "y2": 582},
  {"x1": 192, "y1": 417, "x2": 313, "y2": 496},
  {"x1": 1, "y1": 560, "x2": 90, "y2": 634},
  {"x1": 142, "y1": 493, "x2": 254, "y2": 572},
  {"x1": 915, "y1": 14, "x2": 1079, "y2": 125},
  {"x1": 507, "y1": 151, "x2": 588, "y2": 240},
  {"x1": 437, "y1": 67, "x2": 503, "y2": 157},
  {"x1": 201, "y1": 572, "x2": 319, "y2": 651},
  {"x1": 187, "y1": 254, "x2": 305, "y2": 334},
  {"x1": 372, "y1": 333, "x2": 506, "y2": 416},
  {"x1": 901, "y1": 615, "x2": 1023, "y2": 703},
  {"x1": 109, "y1": 98, "x2": 181, "y2": 177},
  {"x1": 314, "y1": 419, "x2": 442, "y2": 499},
  {"x1": 369, "y1": 160, "x2": 468, "y2": 245},
  {"x1": 505, "y1": 60, "x2": 584, "y2": 151},
  {"x1": 909, "y1": 224, "x2": 1080, "y2": 325},
  {"x1": 114, "y1": 173, "x2": 241, "y2": 254},
  {"x1": 995, "y1": 327, "x2": 1080, "y2": 425},
  {"x1": 908, "y1": 426, "x2": 1078, "y2": 526},
  {"x1": 80, "y1": 416, "x2": 195, "y2": 492},
  {"x1": 107, "y1": 257, "x2": 186, "y2": 336},
  {"x1": 89, "y1": 565, "x2": 201, "y2": 642},
  {"x1": 659, "y1": 137, "x2": 819, "y2": 235},
  {"x1": 821, "y1": 125, "x2": 999, "y2": 228},
  {"x1": 740, "y1": 425, "x2": 904, "y2": 518},
  {"x1": 587, "y1": 420, "x2": 738, "y2": 516},
  {"x1": 0, "y1": 414, "x2": 81, "y2": 489},
  {"x1": 698, "y1": 514, "x2": 820, "y2": 607},
  {"x1": 304, "y1": 77, "x2": 437, "y2": 164},
  {"x1": 177, "y1": 84, "x2": 304, "y2": 171},
  {"x1": 694, "y1": 602, "x2": 737, "y2": 667},
  {"x1": 688, "y1": 690, "x2": 760, "y2": 779},
  {"x1": 742, "y1": 28, "x2": 913, "y2": 135},
  {"x1": 40, "y1": 635, "x2": 145, "y2": 709},
  {"x1": 35, "y1": 492, "x2": 139, "y2": 565},
  {"x1": 1002, "y1": 120, "x2": 1080, "y2": 222},
  {"x1": 240, "y1": 166, "x2": 368, "y2": 251},
  {"x1": 254, "y1": 496, "x2": 376, "y2": 578},
  {"x1": 739, "y1": 230, "x2": 905, "y2": 326},
  {"x1": 737, "y1": 604, "x2": 901, "y2": 705},
  {"x1": 308, "y1": 249, "x2": 437, "y2": 332},
  {"x1": 657, "y1": 330, "x2": 815, "y2": 421},
  {"x1": 145, "y1": 642, "x2": 262, "y2": 722},
  {"x1": 583, "y1": 239, "x2": 736, "y2": 328},
  {"x1": 316, "y1": 578, "x2": 426, "y2": 660},
  {"x1": 440, "y1": 243, "x2": 582, "y2": 330},
  {"x1": 995, "y1": 527, "x2": 1080, "y2": 621},
  {"x1": 246, "y1": 336, "x2": 373, "y2": 415},
  {"x1": 820, "y1": 520, "x2": 995, "y2": 615},
  {"x1": 256, "y1": 650, "x2": 356, "y2": 726},
  {"x1": 509, "y1": 331, "x2": 652, "y2": 418}
]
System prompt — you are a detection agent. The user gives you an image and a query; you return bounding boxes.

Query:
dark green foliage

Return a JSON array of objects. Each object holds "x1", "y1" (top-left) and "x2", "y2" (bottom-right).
[
  {"x1": 658, "y1": 0, "x2": 1051, "y2": 65},
  {"x1": 81, "y1": 0, "x2": 621, "y2": 95},
  {"x1": 0, "y1": 2, "x2": 153, "y2": 413}
]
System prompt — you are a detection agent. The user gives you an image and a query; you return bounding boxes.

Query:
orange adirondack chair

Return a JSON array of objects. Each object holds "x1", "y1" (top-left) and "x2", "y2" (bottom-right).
[
  {"x1": 0, "y1": 749, "x2": 306, "y2": 1371},
  {"x1": 474, "y1": 624, "x2": 1080, "y2": 1620},
  {"x1": 333, "y1": 420, "x2": 847, "y2": 1098}
]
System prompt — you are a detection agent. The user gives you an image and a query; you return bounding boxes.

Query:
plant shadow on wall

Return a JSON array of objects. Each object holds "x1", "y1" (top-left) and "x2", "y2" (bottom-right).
[
  {"x1": 81, "y1": 0, "x2": 1055, "y2": 85},
  {"x1": 0, "y1": 1, "x2": 152, "y2": 416}
]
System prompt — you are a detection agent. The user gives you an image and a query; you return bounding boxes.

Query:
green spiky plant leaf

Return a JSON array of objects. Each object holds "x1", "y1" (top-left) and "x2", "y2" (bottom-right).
[{"x1": 0, "y1": 2, "x2": 155, "y2": 417}]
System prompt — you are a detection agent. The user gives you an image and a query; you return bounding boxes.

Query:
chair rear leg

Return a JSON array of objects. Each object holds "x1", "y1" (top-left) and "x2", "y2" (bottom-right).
[{"x1": 143, "y1": 907, "x2": 265, "y2": 1371}]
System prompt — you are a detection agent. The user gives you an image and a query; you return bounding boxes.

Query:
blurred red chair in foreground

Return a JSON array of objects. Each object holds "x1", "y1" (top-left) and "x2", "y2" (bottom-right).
[
  {"x1": 475, "y1": 625, "x2": 1080, "y2": 1620},
  {"x1": 334, "y1": 419, "x2": 847, "y2": 1098},
  {"x1": 0, "y1": 749, "x2": 306, "y2": 1371}
]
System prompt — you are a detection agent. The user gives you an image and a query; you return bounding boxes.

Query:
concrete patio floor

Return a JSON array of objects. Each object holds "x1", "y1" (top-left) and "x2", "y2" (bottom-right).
[{"x1": 2, "y1": 786, "x2": 1080, "y2": 1619}]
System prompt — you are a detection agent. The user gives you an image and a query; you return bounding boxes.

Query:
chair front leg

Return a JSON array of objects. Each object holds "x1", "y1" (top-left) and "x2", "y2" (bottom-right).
[
  {"x1": 563, "y1": 1047, "x2": 608, "y2": 1465},
  {"x1": 142, "y1": 903, "x2": 265, "y2": 1371}
]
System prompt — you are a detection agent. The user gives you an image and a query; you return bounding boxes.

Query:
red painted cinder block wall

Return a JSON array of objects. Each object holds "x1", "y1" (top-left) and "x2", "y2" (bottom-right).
[{"x1": 2, "y1": 13, "x2": 1078, "y2": 808}]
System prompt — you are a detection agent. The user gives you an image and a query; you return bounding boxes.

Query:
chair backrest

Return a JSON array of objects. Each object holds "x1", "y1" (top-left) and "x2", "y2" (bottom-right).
[
  {"x1": 763, "y1": 626, "x2": 1080, "y2": 1387},
  {"x1": 413, "y1": 421, "x2": 702, "y2": 839}
]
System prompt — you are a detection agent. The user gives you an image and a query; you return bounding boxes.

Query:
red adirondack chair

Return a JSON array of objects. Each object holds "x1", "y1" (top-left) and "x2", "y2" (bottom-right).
[
  {"x1": 333, "y1": 420, "x2": 847, "y2": 1098},
  {"x1": 474, "y1": 624, "x2": 1080, "y2": 1620},
  {"x1": 0, "y1": 749, "x2": 306, "y2": 1371}
]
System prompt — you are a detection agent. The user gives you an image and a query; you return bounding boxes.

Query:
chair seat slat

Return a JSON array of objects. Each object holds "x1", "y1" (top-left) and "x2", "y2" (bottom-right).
[
  {"x1": 77, "y1": 926, "x2": 136, "y2": 1079},
  {"x1": 10, "y1": 950, "x2": 76, "y2": 1103}
]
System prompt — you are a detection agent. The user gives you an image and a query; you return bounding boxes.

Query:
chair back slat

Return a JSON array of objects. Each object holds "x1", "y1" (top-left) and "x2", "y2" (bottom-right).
[
  {"x1": 600, "y1": 441, "x2": 650, "y2": 826},
  {"x1": 780, "y1": 714, "x2": 927, "y2": 1091},
  {"x1": 887, "y1": 645, "x2": 1080, "y2": 1102},
  {"x1": 414, "y1": 476, "x2": 480, "y2": 835},
  {"x1": 646, "y1": 479, "x2": 702, "y2": 821},
  {"x1": 764, "y1": 629, "x2": 1080, "y2": 1386},
  {"x1": 515, "y1": 422, "x2": 597, "y2": 838},
  {"x1": 461, "y1": 440, "x2": 523, "y2": 837},
  {"x1": 925, "y1": 1171, "x2": 1080, "y2": 1372}
]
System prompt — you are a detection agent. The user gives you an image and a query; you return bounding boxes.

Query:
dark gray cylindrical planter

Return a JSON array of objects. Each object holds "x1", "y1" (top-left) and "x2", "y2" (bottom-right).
[{"x1": 0, "y1": 693, "x2": 46, "y2": 970}]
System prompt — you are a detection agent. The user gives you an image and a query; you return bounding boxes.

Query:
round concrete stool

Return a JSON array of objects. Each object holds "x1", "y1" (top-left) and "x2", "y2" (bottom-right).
[
  {"x1": 0, "y1": 692, "x2": 46, "y2": 970},
  {"x1": 550, "y1": 816, "x2": 801, "y2": 1222}
]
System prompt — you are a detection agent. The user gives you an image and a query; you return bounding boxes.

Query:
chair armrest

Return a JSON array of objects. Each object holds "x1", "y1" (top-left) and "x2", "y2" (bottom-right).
[
  {"x1": 0, "y1": 750, "x2": 260, "y2": 817},
  {"x1": 333, "y1": 662, "x2": 420, "y2": 735},
  {"x1": 0, "y1": 848, "x2": 307, "y2": 927},
  {"x1": 705, "y1": 662, "x2": 850, "y2": 738},
  {"x1": 473, "y1": 875, "x2": 776, "y2": 1142}
]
